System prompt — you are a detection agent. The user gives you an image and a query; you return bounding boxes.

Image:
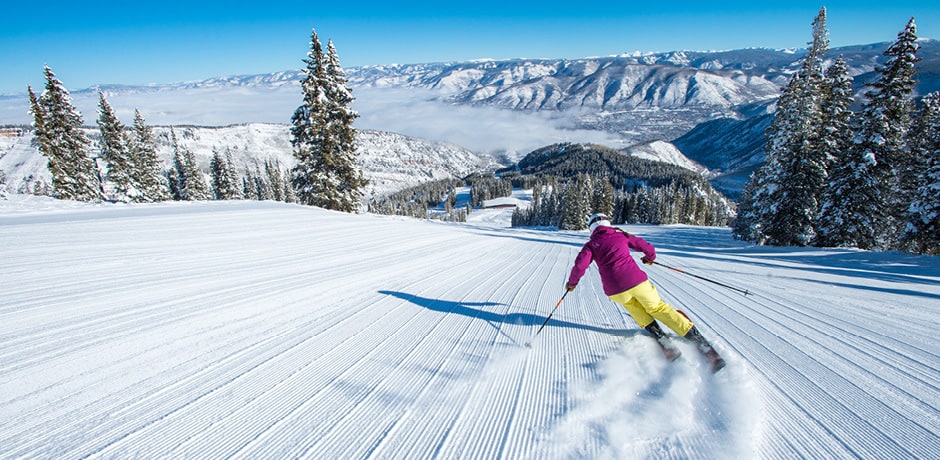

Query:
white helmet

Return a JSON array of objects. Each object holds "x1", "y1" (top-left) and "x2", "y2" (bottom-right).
[{"x1": 588, "y1": 213, "x2": 611, "y2": 233}]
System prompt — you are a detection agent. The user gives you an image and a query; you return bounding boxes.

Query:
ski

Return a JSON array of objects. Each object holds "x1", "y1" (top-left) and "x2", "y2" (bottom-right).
[
  {"x1": 655, "y1": 336, "x2": 682, "y2": 361},
  {"x1": 702, "y1": 348, "x2": 726, "y2": 373},
  {"x1": 644, "y1": 322, "x2": 681, "y2": 362},
  {"x1": 673, "y1": 310, "x2": 726, "y2": 373}
]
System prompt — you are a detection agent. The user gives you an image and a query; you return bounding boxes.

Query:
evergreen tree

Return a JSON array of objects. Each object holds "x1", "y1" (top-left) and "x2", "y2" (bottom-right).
[
  {"x1": 819, "y1": 57, "x2": 855, "y2": 161},
  {"x1": 814, "y1": 57, "x2": 857, "y2": 247},
  {"x1": 30, "y1": 66, "x2": 100, "y2": 202},
  {"x1": 591, "y1": 179, "x2": 615, "y2": 217},
  {"x1": 904, "y1": 91, "x2": 940, "y2": 254},
  {"x1": 170, "y1": 129, "x2": 210, "y2": 201},
  {"x1": 324, "y1": 39, "x2": 368, "y2": 207},
  {"x1": 757, "y1": 8, "x2": 830, "y2": 246},
  {"x1": 290, "y1": 30, "x2": 331, "y2": 207},
  {"x1": 816, "y1": 133, "x2": 884, "y2": 249},
  {"x1": 242, "y1": 168, "x2": 256, "y2": 200},
  {"x1": 27, "y1": 86, "x2": 59, "y2": 192},
  {"x1": 165, "y1": 169, "x2": 181, "y2": 200},
  {"x1": 129, "y1": 110, "x2": 170, "y2": 202},
  {"x1": 733, "y1": 143, "x2": 778, "y2": 244},
  {"x1": 210, "y1": 149, "x2": 243, "y2": 200},
  {"x1": 265, "y1": 159, "x2": 286, "y2": 201},
  {"x1": 282, "y1": 169, "x2": 297, "y2": 203},
  {"x1": 849, "y1": 18, "x2": 920, "y2": 249},
  {"x1": 561, "y1": 175, "x2": 590, "y2": 230},
  {"x1": 291, "y1": 30, "x2": 366, "y2": 211},
  {"x1": 225, "y1": 150, "x2": 244, "y2": 200},
  {"x1": 210, "y1": 151, "x2": 226, "y2": 200},
  {"x1": 96, "y1": 92, "x2": 135, "y2": 202},
  {"x1": 253, "y1": 163, "x2": 275, "y2": 201}
]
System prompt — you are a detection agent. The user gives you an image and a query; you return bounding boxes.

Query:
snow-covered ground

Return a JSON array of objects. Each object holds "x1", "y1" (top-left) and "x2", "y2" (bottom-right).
[{"x1": 1, "y1": 196, "x2": 938, "y2": 459}]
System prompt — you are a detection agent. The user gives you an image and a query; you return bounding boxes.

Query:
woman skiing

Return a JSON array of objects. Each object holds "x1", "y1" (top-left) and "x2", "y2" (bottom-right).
[{"x1": 566, "y1": 213, "x2": 726, "y2": 372}]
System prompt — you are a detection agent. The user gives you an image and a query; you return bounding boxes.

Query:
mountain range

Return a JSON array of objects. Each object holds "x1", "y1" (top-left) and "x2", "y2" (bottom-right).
[{"x1": 2, "y1": 39, "x2": 939, "y2": 199}]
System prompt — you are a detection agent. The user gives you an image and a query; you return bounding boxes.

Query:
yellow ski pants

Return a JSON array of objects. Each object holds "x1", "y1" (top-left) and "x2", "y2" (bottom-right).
[{"x1": 609, "y1": 280, "x2": 693, "y2": 336}]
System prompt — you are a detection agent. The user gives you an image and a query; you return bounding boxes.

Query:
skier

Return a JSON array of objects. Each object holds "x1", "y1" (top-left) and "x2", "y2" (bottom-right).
[{"x1": 565, "y1": 213, "x2": 726, "y2": 372}]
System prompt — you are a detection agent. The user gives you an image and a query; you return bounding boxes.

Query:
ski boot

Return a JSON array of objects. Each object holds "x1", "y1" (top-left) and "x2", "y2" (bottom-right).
[
  {"x1": 684, "y1": 326, "x2": 726, "y2": 373},
  {"x1": 645, "y1": 322, "x2": 681, "y2": 361}
]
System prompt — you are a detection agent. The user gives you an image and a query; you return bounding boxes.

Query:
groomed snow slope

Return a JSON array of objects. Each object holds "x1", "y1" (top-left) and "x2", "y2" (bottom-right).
[{"x1": 1, "y1": 198, "x2": 938, "y2": 459}]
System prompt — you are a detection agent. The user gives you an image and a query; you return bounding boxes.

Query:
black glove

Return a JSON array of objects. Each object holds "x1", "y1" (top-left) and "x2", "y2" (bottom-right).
[
  {"x1": 565, "y1": 283, "x2": 576, "y2": 292},
  {"x1": 641, "y1": 256, "x2": 654, "y2": 265}
]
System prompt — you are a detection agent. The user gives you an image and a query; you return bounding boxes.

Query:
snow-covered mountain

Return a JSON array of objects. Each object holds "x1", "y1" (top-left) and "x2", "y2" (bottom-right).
[
  {"x1": 347, "y1": 40, "x2": 937, "y2": 130},
  {"x1": 343, "y1": 56, "x2": 781, "y2": 146},
  {"x1": 348, "y1": 41, "x2": 940, "y2": 101},
  {"x1": 0, "y1": 125, "x2": 498, "y2": 198}
]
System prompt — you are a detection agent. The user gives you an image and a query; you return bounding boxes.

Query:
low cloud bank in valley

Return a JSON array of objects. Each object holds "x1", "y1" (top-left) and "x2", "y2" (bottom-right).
[{"x1": 1, "y1": 84, "x2": 623, "y2": 158}]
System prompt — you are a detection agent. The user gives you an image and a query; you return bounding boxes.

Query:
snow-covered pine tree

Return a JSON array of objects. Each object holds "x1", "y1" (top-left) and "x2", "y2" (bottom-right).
[
  {"x1": 561, "y1": 175, "x2": 591, "y2": 230},
  {"x1": 904, "y1": 91, "x2": 940, "y2": 254},
  {"x1": 290, "y1": 30, "x2": 366, "y2": 212},
  {"x1": 242, "y1": 167, "x2": 257, "y2": 200},
  {"x1": 224, "y1": 150, "x2": 244, "y2": 200},
  {"x1": 814, "y1": 137, "x2": 884, "y2": 249},
  {"x1": 253, "y1": 163, "x2": 275, "y2": 201},
  {"x1": 210, "y1": 151, "x2": 226, "y2": 200},
  {"x1": 129, "y1": 110, "x2": 171, "y2": 202},
  {"x1": 27, "y1": 86, "x2": 57, "y2": 195},
  {"x1": 323, "y1": 39, "x2": 367, "y2": 210},
  {"x1": 290, "y1": 30, "x2": 331, "y2": 207},
  {"x1": 282, "y1": 169, "x2": 297, "y2": 203},
  {"x1": 760, "y1": 7, "x2": 830, "y2": 246},
  {"x1": 733, "y1": 128, "x2": 779, "y2": 244},
  {"x1": 170, "y1": 129, "x2": 210, "y2": 201},
  {"x1": 170, "y1": 155, "x2": 186, "y2": 200},
  {"x1": 97, "y1": 93, "x2": 135, "y2": 202},
  {"x1": 814, "y1": 57, "x2": 856, "y2": 247},
  {"x1": 265, "y1": 159, "x2": 286, "y2": 202},
  {"x1": 849, "y1": 18, "x2": 921, "y2": 249},
  {"x1": 591, "y1": 179, "x2": 614, "y2": 218},
  {"x1": 30, "y1": 67, "x2": 101, "y2": 202},
  {"x1": 210, "y1": 149, "x2": 243, "y2": 200},
  {"x1": 169, "y1": 130, "x2": 185, "y2": 200}
]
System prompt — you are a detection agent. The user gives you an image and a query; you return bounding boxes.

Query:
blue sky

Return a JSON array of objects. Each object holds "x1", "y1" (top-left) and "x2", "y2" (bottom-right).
[{"x1": 2, "y1": 1, "x2": 939, "y2": 95}]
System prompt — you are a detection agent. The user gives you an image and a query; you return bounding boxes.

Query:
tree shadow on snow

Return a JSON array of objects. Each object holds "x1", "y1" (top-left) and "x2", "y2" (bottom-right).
[{"x1": 378, "y1": 290, "x2": 632, "y2": 346}]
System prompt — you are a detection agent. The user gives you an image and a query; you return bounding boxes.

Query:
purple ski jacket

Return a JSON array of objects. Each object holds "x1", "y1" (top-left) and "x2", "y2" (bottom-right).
[{"x1": 567, "y1": 226, "x2": 656, "y2": 296}]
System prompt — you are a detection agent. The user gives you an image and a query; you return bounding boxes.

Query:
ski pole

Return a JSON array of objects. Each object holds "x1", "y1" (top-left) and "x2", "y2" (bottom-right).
[
  {"x1": 525, "y1": 291, "x2": 568, "y2": 347},
  {"x1": 652, "y1": 261, "x2": 750, "y2": 296}
]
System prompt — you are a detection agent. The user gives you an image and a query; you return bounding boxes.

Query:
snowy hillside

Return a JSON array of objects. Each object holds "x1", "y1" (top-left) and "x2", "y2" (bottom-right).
[
  {"x1": 0, "y1": 125, "x2": 498, "y2": 198},
  {"x1": 622, "y1": 140, "x2": 707, "y2": 174},
  {"x1": 1, "y1": 198, "x2": 937, "y2": 458},
  {"x1": 355, "y1": 130, "x2": 501, "y2": 195}
]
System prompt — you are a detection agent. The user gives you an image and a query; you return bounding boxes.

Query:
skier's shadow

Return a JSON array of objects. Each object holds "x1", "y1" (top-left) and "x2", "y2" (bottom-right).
[{"x1": 378, "y1": 290, "x2": 632, "y2": 345}]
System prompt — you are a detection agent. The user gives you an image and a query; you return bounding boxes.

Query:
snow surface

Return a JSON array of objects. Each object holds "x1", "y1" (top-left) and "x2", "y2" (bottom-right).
[{"x1": 1, "y1": 196, "x2": 938, "y2": 459}]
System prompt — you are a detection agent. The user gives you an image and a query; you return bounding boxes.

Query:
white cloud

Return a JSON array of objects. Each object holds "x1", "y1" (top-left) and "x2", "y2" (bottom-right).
[
  {"x1": 352, "y1": 87, "x2": 625, "y2": 158},
  {"x1": 1, "y1": 84, "x2": 625, "y2": 159}
]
